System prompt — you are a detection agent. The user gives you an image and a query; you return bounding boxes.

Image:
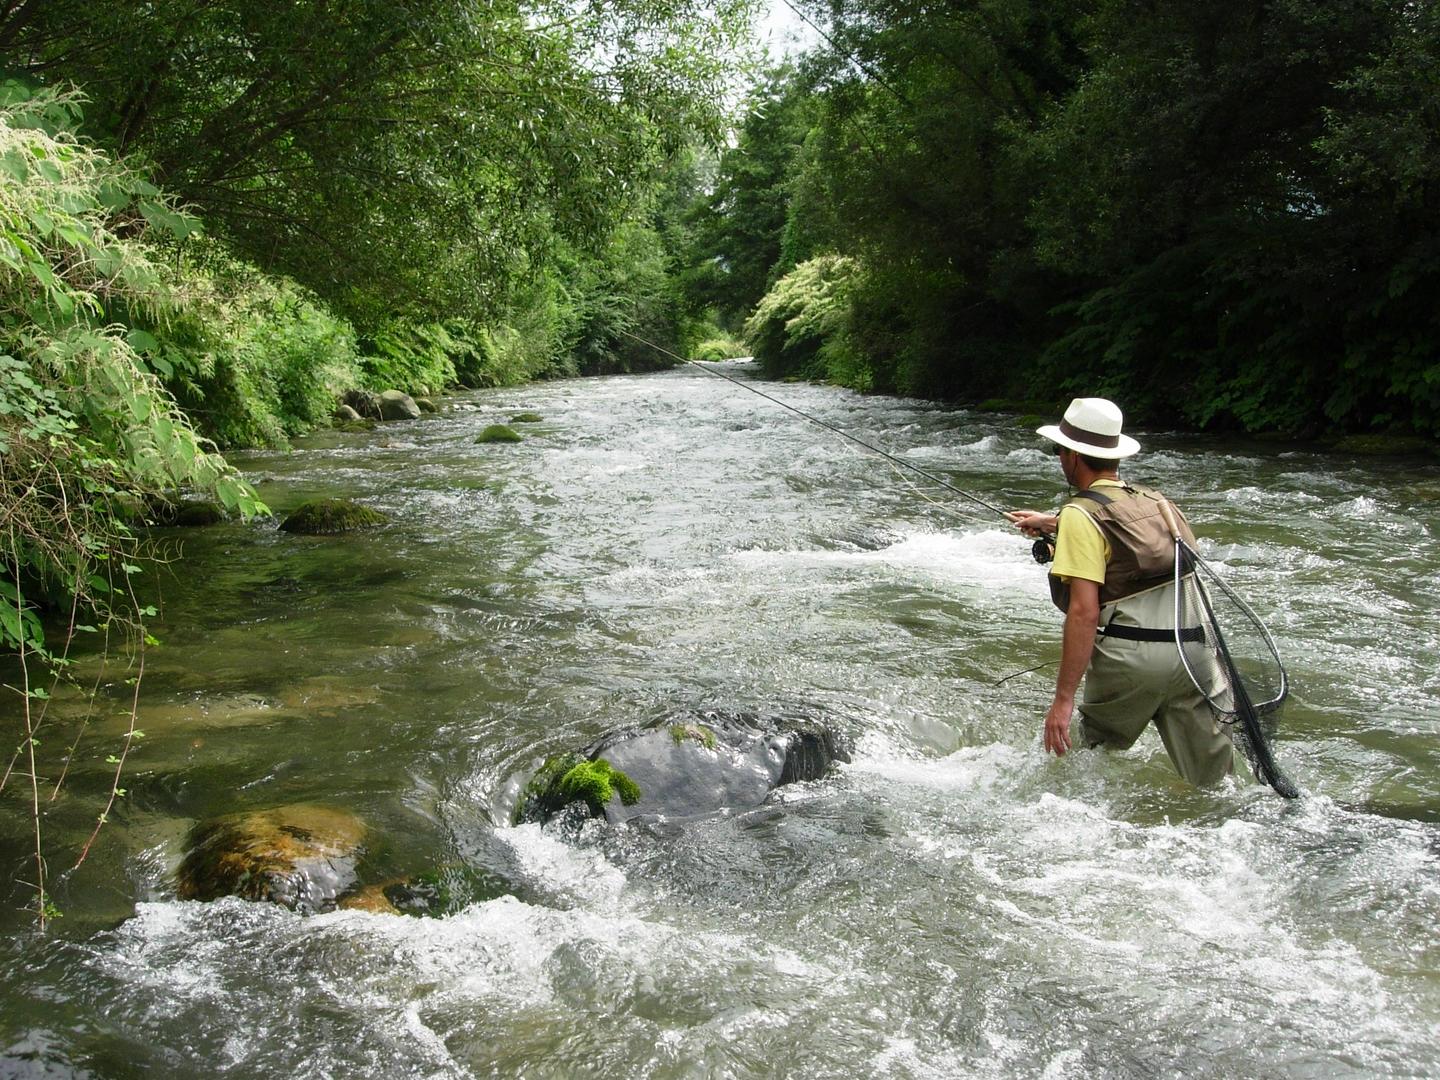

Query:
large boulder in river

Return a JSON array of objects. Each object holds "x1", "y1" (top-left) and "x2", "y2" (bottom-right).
[
  {"x1": 513, "y1": 711, "x2": 851, "y2": 826},
  {"x1": 378, "y1": 389, "x2": 422, "y2": 421},
  {"x1": 176, "y1": 804, "x2": 366, "y2": 913}
]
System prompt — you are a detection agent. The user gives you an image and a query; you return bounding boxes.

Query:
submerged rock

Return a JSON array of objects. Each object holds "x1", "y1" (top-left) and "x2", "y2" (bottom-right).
[
  {"x1": 476, "y1": 424, "x2": 522, "y2": 444},
  {"x1": 176, "y1": 804, "x2": 366, "y2": 913},
  {"x1": 170, "y1": 501, "x2": 227, "y2": 527},
  {"x1": 147, "y1": 499, "x2": 227, "y2": 527},
  {"x1": 332, "y1": 418, "x2": 377, "y2": 433},
  {"x1": 279, "y1": 498, "x2": 388, "y2": 534},
  {"x1": 379, "y1": 389, "x2": 422, "y2": 421},
  {"x1": 509, "y1": 412, "x2": 544, "y2": 424},
  {"x1": 513, "y1": 711, "x2": 850, "y2": 826}
]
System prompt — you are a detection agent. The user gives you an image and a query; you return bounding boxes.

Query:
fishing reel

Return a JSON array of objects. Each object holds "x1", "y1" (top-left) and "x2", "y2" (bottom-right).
[{"x1": 1031, "y1": 536, "x2": 1055, "y2": 565}]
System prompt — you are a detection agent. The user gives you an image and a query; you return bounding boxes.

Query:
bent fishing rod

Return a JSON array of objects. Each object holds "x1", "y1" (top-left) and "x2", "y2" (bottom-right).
[{"x1": 615, "y1": 329, "x2": 1012, "y2": 523}]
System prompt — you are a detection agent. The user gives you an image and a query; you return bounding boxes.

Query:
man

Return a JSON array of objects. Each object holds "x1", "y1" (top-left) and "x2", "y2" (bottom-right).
[{"x1": 1007, "y1": 397, "x2": 1235, "y2": 786}]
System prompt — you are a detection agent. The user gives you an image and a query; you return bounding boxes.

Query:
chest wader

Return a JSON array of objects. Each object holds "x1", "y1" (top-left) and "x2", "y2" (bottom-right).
[{"x1": 1050, "y1": 485, "x2": 1238, "y2": 788}]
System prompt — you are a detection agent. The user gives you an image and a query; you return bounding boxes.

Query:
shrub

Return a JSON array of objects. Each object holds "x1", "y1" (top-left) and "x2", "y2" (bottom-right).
[
  {"x1": 690, "y1": 335, "x2": 748, "y2": 361},
  {"x1": 743, "y1": 255, "x2": 865, "y2": 385}
]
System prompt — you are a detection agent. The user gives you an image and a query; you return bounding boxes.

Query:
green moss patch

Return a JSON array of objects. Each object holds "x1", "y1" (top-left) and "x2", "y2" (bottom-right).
[
  {"x1": 511, "y1": 753, "x2": 642, "y2": 824},
  {"x1": 476, "y1": 424, "x2": 522, "y2": 443},
  {"x1": 555, "y1": 758, "x2": 641, "y2": 814},
  {"x1": 508, "y1": 412, "x2": 544, "y2": 424},
  {"x1": 279, "y1": 498, "x2": 389, "y2": 534},
  {"x1": 669, "y1": 723, "x2": 717, "y2": 750}
]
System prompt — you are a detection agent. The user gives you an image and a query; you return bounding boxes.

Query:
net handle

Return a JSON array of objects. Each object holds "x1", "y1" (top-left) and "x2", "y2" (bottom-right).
[{"x1": 1157, "y1": 498, "x2": 1182, "y2": 541}]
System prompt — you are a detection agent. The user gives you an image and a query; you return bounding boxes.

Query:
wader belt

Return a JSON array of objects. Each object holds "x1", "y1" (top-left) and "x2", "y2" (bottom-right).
[{"x1": 1099, "y1": 624, "x2": 1204, "y2": 643}]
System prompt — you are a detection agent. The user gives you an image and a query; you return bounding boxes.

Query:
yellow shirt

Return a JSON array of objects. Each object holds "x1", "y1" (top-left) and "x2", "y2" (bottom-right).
[{"x1": 1049, "y1": 478, "x2": 1126, "y2": 586}]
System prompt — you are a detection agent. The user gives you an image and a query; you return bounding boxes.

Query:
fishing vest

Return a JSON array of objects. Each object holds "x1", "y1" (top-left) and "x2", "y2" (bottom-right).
[{"x1": 1049, "y1": 483, "x2": 1196, "y2": 612}]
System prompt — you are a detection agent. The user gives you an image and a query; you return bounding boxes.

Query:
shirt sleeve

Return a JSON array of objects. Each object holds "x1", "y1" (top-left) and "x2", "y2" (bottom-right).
[{"x1": 1049, "y1": 504, "x2": 1108, "y2": 585}]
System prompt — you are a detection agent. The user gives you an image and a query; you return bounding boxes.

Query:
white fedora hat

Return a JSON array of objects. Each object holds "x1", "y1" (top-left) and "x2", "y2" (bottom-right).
[{"x1": 1037, "y1": 397, "x2": 1140, "y2": 459}]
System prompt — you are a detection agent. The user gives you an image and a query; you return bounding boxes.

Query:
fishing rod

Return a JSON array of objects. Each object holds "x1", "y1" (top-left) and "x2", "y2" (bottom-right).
[{"x1": 615, "y1": 329, "x2": 1012, "y2": 522}]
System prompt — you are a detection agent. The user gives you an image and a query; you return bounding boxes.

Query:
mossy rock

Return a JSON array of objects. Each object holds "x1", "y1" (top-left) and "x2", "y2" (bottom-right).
[
  {"x1": 1331, "y1": 434, "x2": 1436, "y2": 457},
  {"x1": 144, "y1": 498, "x2": 227, "y2": 527},
  {"x1": 337, "y1": 883, "x2": 402, "y2": 915},
  {"x1": 279, "y1": 498, "x2": 389, "y2": 534},
  {"x1": 414, "y1": 397, "x2": 438, "y2": 413},
  {"x1": 555, "y1": 759, "x2": 640, "y2": 813},
  {"x1": 476, "y1": 424, "x2": 522, "y2": 444},
  {"x1": 508, "y1": 412, "x2": 544, "y2": 424},
  {"x1": 170, "y1": 500, "x2": 227, "y2": 527},
  {"x1": 511, "y1": 753, "x2": 641, "y2": 825},
  {"x1": 333, "y1": 417, "x2": 377, "y2": 433},
  {"x1": 176, "y1": 804, "x2": 366, "y2": 913},
  {"x1": 513, "y1": 712, "x2": 852, "y2": 827}
]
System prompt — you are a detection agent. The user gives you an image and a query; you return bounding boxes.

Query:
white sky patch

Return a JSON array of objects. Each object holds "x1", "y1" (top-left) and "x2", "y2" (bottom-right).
[{"x1": 758, "y1": 0, "x2": 822, "y2": 56}]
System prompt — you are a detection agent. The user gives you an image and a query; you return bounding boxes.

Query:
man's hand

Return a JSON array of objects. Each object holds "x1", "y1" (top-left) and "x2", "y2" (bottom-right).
[
  {"x1": 1043, "y1": 696, "x2": 1074, "y2": 756},
  {"x1": 1045, "y1": 578, "x2": 1098, "y2": 759},
  {"x1": 1006, "y1": 510, "x2": 1057, "y2": 537}
]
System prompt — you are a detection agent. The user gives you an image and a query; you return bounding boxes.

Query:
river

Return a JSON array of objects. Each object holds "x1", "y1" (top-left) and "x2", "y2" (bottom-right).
[{"x1": 2, "y1": 363, "x2": 1438, "y2": 1077}]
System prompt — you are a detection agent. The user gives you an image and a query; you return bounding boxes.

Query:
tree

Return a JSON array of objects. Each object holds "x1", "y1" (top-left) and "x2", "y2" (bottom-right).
[
  {"x1": 2, "y1": 0, "x2": 757, "y2": 328},
  {"x1": 683, "y1": 63, "x2": 821, "y2": 327}
]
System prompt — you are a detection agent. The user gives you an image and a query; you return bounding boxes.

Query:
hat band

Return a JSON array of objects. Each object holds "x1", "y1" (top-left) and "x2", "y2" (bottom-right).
[{"x1": 1059, "y1": 418, "x2": 1120, "y2": 449}]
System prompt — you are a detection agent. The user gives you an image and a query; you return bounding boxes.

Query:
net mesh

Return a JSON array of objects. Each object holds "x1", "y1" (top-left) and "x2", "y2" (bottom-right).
[{"x1": 1174, "y1": 541, "x2": 1299, "y2": 798}]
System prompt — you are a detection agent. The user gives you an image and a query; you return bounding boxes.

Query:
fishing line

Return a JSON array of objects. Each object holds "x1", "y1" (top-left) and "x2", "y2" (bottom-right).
[
  {"x1": 992, "y1": 659, "x2": 1058, "y2": 687},
  {"x1": 615, "y1": 329, "x2": 1012, "y2": 521}
]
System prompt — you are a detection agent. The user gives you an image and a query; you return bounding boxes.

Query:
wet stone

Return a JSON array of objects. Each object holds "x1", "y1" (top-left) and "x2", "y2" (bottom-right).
[
  {"x1": 476, "y1": 424, "x2": 522, "y2": 444},
  {"x1": 379, "y1": 389, "x2": 422, "y2": 421},
  {"x1": 513, "y1": 711, "x2": 851, "y2": 826},
  {"x1": 279, "y1": 498, "x2": 388, "y2": 534},
  {"x1": 176, "y1": 804, "x2": 367, "y2": 913}
]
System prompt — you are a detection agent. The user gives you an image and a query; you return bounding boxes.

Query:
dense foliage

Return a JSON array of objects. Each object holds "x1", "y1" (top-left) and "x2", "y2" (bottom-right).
[
  {"x1": 697, "y1": 0, "x2": 1440, "y2": 437},
  {"x1": 0, "y1": 86, "x2": 265, "y2": 653},
  {"x1": 3, "y1": 0, "x2": 751, "y2": 326}
]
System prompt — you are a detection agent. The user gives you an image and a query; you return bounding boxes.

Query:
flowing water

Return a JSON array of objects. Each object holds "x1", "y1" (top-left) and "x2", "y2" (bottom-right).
[{"x1": 2, "y1": 364, "x2": 1438, "y2": 1078}]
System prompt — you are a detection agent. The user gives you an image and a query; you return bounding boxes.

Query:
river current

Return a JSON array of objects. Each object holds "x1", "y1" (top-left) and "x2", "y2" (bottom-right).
[{"x1": 2, "y1": 363, "x2": 1438, "y2": 1077}]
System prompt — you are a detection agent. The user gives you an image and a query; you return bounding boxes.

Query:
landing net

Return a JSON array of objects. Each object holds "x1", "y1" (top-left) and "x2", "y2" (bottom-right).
[{"x1": 1174, "y1": 540, "x2": 1299, "y2": 798}]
